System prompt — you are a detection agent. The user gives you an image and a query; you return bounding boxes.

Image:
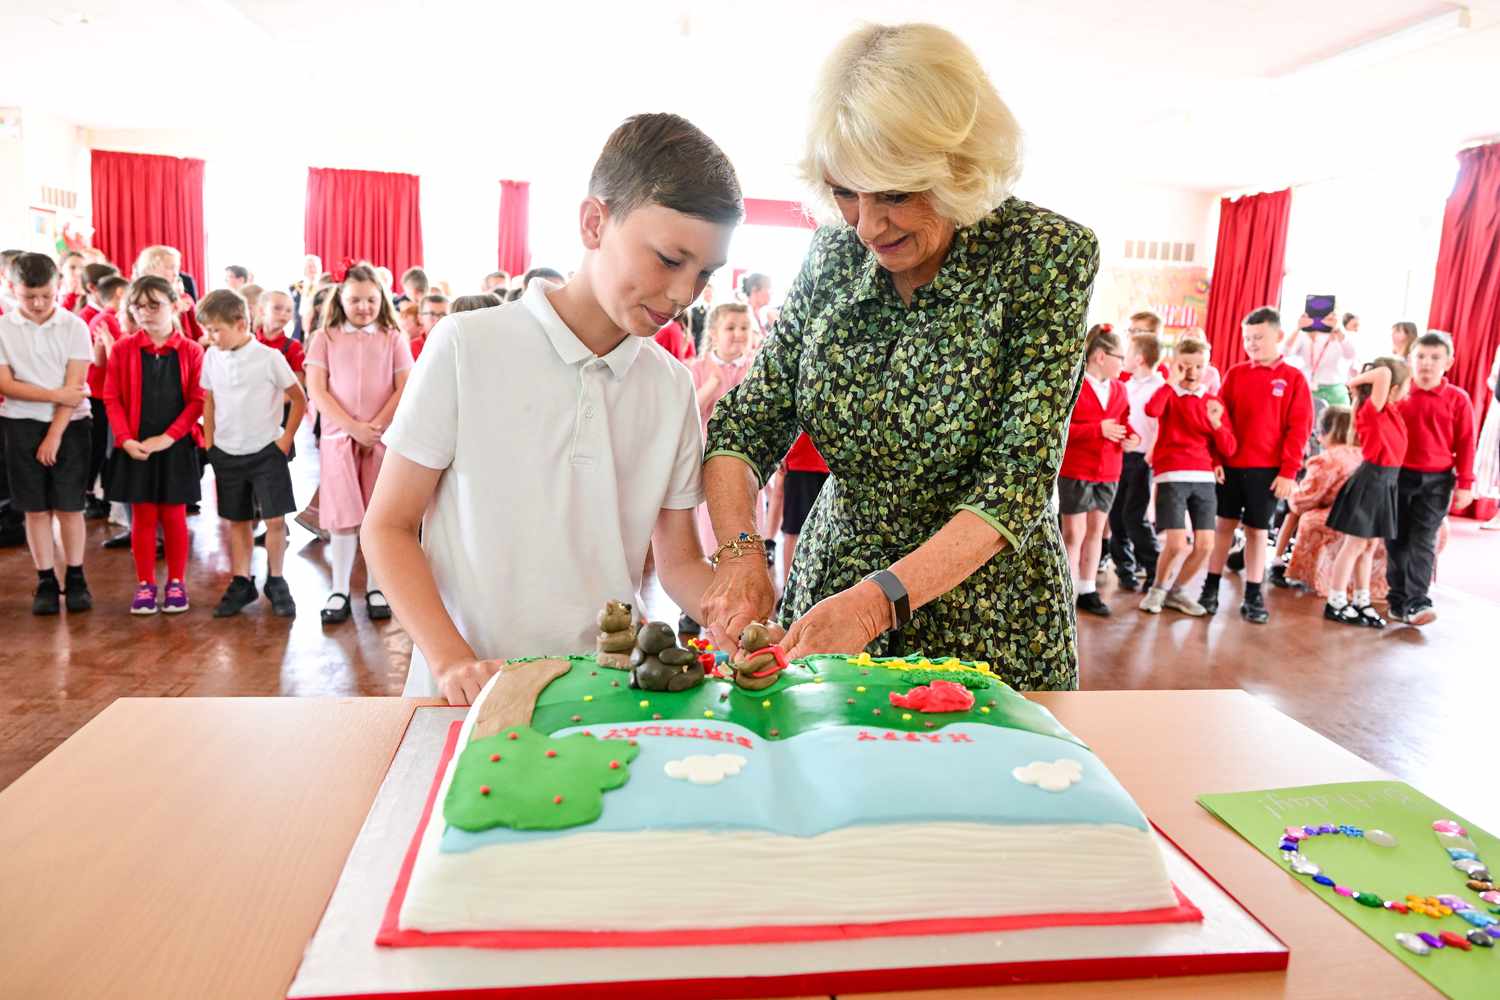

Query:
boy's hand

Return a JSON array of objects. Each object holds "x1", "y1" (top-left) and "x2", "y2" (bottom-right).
[
  {"x1": 50, "y1": 384, "x2": 87, "y2": 408},
  {"x1": 1271, "y1": 476, "x2": 1297, "y2": 500},
  {"x1": 123, "y1": 439, "x2": 151, "y2": 461},
  {"x1": 1454, "y1": 488, "x2": 1473, "y2": 510},
  {"x1": 275, "y1": 435, "x2": 293, "y2": 455},
  {"x1": 434, "y1": 659, "x2": 504, "y2": 706},
  {"x1": 1205, "y1": 399, "x2": 1224, "y2": 427},
  {"x1": 1122, "y1": 432, "x2": 1141, "y2": 450},
  {"x1": 1214, "y1": 466, "x2": 1226, "y2": 485},
  {"x1": 36, "y1": 433, "x2": 62, "y2": 466},
  {"x1": 1100, "y1": 419, "x2": 1127, "y2": 442}
]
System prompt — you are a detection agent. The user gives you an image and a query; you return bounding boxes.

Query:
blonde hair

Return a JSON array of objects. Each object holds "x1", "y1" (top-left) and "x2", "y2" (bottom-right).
[
  {"x1": 1129, "y1": 310, "x2": 1162, "y2": 333},
  {"x1": 132, "y1": 245, "x2": 181, "y2": 279},
  {"x1": 798, "y1": 23, "x2": 1022, "y2": 227}
]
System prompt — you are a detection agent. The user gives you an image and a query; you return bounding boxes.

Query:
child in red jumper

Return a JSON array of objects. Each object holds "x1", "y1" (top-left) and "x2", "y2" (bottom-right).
[
  {"x1": 1386, "y1": 331, "x2": 1474, "y2": 625},
  {"x1": 1324, "y1": 358, "x2": 1411, "y2": 627},
  {"x1": 1059, "y1": 326, "x2": 1138, "y2": 617},
  {"x1": 1201, "y1": 307, "x2": 1313, "y2": 623},
  {"x1": 103, "y1": 275, "x2": 205, "y2": 615},
  {"x1": 1139, "y1": 337, "x2": 1236, "y2": 616}
]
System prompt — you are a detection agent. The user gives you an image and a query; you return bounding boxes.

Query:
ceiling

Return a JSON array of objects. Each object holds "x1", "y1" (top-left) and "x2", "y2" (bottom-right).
[{"x1": 2, "y1": 0, "x2": 1498, "y2": 195}]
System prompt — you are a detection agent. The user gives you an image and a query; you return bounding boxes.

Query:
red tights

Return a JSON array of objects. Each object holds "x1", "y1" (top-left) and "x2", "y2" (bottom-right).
[{"x1": 131, "y1": 503, "x2": 189, "y2": 584}]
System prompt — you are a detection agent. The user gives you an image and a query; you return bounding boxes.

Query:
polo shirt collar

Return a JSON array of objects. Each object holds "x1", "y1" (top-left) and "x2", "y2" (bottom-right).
[
  {"x1": 1172, "y1": 383, "x2": 1208, "y2": 397},
  {"x1": 1410, "y1": 378, "x2": 1447, "y2": 396},
  {"x1": 346, "y1": 323, "x2": 379, "y2": 335},
  {"x1": 5, "y1": 307, "x2": 62, "y2": 330},
  {"x1": 523, "y1": 281, "x2": 641, "y2": 378},
  {"x1": 1252, "y1": 354, "x2": 1286, "y2": 369},
  {"x1": 142, "y1": 331, "x2": 187, "y2": 355}
]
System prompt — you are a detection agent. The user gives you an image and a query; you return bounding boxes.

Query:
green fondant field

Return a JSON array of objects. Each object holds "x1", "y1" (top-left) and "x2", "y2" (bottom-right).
[{"x1": 518, "y1": 653, "x2": 1084, "y2": 748}]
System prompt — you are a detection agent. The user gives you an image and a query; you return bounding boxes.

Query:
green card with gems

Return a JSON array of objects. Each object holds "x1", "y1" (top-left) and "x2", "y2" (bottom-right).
[{"x1": 1199, "y1": 780, "x2": 1498, "y2": 1000}]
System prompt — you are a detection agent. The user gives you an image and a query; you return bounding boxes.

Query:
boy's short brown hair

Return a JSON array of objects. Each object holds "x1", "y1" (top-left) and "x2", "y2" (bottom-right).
[
  {"x1": 1175, "y1": 336, "x2": 1209, "y2": 358},
  {"x1": 589, "y1": 113, "x2": 744, "y2": 224},
  {"x1": 1129, "y1": 332, "x2": 1161, "y2": 367},
  {"x1": 400, "y1": 267, "x2": 429, "y2": 290},
  {"x1": 1415, "y1": 330, "x2": 1453, "y2": 355},
  {"x1": 83, "y1": 262, "x2": 119, "y2": 291},
  {"x1": 196, "y1": 288, "x2": 250, "y2": 327},
  {"x1": 1129, "y1": 310, "x2": 1162, "y2": 333},
  {"x1": 96, "y1": 274, "x2": 128, "y2": 301}
]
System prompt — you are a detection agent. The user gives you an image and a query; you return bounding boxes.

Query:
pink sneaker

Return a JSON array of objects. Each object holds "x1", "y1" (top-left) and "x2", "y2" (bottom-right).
[
  {"x1": 130, "y1": 582, "x2": 159, "y2": 616},
  {"x1": 162, "y1": 580, "x2": 190, "y2": 614}
]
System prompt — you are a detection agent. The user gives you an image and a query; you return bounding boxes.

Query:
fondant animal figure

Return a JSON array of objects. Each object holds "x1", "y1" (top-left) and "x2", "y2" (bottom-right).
[
  {"x1": 731, "y1": 622, "x2": 784, "y2": 691},
  {"x1": 630, "y1": 621, "x2": 705, "y2": 692},
  {"x1": 595, "y1": 600, "x2": 637, "y2": 669}
]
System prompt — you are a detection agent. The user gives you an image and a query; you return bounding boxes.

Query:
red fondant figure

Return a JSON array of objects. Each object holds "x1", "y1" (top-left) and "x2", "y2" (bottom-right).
[{"x1": 889, "y1": 680, "x2": 976, "y2": 713}]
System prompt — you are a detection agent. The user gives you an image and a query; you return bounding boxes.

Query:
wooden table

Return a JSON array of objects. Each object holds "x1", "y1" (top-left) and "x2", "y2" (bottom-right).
[{"x1": 0, "y1": 691, "x2": 1447, "y2": 1000}]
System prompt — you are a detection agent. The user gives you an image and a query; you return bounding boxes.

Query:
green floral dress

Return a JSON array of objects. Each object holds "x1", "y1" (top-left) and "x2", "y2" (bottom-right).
[{"x1": 704, "y1": 198, "x2": 1099, "y2": 691}]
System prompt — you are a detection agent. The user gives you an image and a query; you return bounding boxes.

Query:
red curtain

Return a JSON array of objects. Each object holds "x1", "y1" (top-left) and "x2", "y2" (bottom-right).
[
  {"x1": 1204, "y1": 188, "x2": 1293, "y2": 372},
  {"x1": 1428, "y1": 142, "x2": 1500, "y2": 428},
  {"x1": 90, "y1": 150, "x2": 206, "y2": 292},
  {"x1": 497, "y1": 180, "x2": 530, "y2": 276},
  {"x1": 304, "y1": 167, "x2": 424, "y2": 279}
]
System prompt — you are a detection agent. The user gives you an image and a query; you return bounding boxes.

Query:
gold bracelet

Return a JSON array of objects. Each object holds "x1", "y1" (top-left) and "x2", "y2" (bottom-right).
[{"x1": 709, "y1": 532, "x2": 766, "y2": 567}]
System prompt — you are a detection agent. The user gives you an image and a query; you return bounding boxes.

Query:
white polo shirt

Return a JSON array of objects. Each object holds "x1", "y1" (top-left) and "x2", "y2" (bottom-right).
[
  {"x1": 0, "y1": 307, "x2": 93, "y2": 422},
  {"x1": 200, "y1": 339, "x2": 299, "y2": 455},
  {"x1": 384, "y1": 281, "x2": 706, "y2": 697}
]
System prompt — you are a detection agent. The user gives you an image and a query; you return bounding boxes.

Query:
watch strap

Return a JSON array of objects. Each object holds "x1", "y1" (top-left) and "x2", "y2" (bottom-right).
[{"x1": 864, "y1": 569, "x2": 912, "y2": 630}]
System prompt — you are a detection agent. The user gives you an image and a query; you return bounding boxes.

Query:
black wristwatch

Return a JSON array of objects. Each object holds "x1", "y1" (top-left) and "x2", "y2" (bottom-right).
[{"x1": 864, "y1": 569, "x2": 912, "y2": 630}]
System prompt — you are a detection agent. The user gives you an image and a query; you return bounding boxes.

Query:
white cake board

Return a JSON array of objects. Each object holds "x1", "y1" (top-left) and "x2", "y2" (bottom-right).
[{"x1": 287, "y1": 708, "x2": 1287, "y2": 999}]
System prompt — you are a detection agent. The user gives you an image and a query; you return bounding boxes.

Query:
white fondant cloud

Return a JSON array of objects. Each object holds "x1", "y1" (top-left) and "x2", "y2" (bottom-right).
[
  {"x1": 1011, "y1": 758, "x2": 1084, "y2": 792},
  {"x1": 664, "y1": 754, "x2": 747, "y2": 786}
]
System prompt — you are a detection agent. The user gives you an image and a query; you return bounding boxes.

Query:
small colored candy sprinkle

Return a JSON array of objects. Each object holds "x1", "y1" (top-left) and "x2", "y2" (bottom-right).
[
  {"x1": 480, "y1": 785, "x2": 491, "y2": 795},
  {"x1": 1313, "y1": 875, "x2": 1335, "y2": 886},
  {"x1": 608, "y1": 760, "x2": 620, "y2": 770},
  {"x1": 545, "y1": 749, "x2": 557, "y2": 758},
  {"x1": 769, "y1": 728, "x2": 780, "y2": 737},
  {"x1": 980, "y1": 706, "x2": 991, "y2": 714},
  {"x1": 570, "y1": 714, "x2": 582, "y2": 722},
  {"x1": 872, "y1": 708, "x2": 882, "y2": 715},
  {"x1": 1417, "y1": 931, "x2": 1444, "y2": 949},
  {"x1": 1432, "y1": 819, "x2": 1466, "y2": 835},
  {"x1": 704, "y1": 711, "x2": 715, "y2": 718},
  {"x1": 553, "y1": 795, "x2": 563, "y2": 805},
  {"x1": 583, "y1": 695, "x2": 594, "y2": 702},
  {"x1": 1334, "y1": 886, "x2": 1355, "y2": 897},
  {"x1": 508, "y1": 732, "x2": 519, "y2": 741},
  {"x1": 856, "y1": 686, "x2": 866, "y2": 693},
  {"x1": 1440, "y1": 931, "x2": 1471, "y2": 951},
  {"x1": 924, "y1": 721, "x2": 935, "y2": 729},
  {"x1": 611, "y1": 680, "x2": 620, "y2": 687},
  {"x1": 847, "y1": 698, "x2": 856, "y2": 704},
  {"x1": 489, "y1": 753, "x2": 500, "y2": 762},
  {"x1": 639, "y1": 700, "x2": 650, "y2": 708},
  {"x1": 814, "y1": 676, "x2": 824, "y2": 684},
  {"x1": 902, "y1": 713, "x2": 912, "y2": 721},
  {"x1": 628, "y1": 739, "x2": 637, "y2": 746},
  {"x1": 652, "y1": 713, "x2": 662, "y2": 720},
  {"x1": 761, "y1": 699, "x2": 771, "y2": 708}
]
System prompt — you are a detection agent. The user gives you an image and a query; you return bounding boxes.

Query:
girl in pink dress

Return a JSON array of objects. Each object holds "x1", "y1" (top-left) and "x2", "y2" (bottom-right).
[
  {"x1": 688, "y1": 304, "x2": 752, "y2": 554},
  {"x1": 305, "y1": 265, "x2": 413, "y2": 624}
]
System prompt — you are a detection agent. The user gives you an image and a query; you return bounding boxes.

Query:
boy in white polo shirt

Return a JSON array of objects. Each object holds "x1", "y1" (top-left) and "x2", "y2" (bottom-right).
[
  {"x1": 197, "y1": 289, "x2": 307, "y2": 618},
  {"x1": 365, "y1": 113, "x2": 742, "y2": 704},
  {"x1": 0, "y1": 252, "x2": 95, "y2": 615}
]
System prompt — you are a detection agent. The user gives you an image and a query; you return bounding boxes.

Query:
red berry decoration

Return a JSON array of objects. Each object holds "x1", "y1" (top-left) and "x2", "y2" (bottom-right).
[
  {"x1": 489, "y1": 753, "x2": 501, "y2": 762},
  {"x1": 553, "y1": 794, "x2": 564, "y2": 805},
  {"x1": 609, "y1": 760, "x2": 620, "y2": 770},
  {"x1": 480, "y1": 785, "x2": 491, "y2": 796},
  {"x1": 545, "y1": 749, "x2": 558, "y2": 758},
  {"x1": 508, "y1": 732, "x2": 519, "y2": 741}
]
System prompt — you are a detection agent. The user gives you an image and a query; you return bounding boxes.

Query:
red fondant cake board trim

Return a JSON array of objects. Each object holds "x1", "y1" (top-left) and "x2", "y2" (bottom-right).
[{"x1": 378, "y1": 722, "x2": 1201, "y2": 950}]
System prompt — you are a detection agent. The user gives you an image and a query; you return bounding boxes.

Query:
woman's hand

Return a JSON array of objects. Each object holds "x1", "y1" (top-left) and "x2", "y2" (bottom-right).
[
  {"x1": 701, "y1": 557, "x2": 776, "y2": 658},
  {"x1": 782, "y1": 579, "x2": 892, "y2": 661}
]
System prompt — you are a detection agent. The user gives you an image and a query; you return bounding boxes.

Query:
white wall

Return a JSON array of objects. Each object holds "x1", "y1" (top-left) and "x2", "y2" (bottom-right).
[{"x1": 0, "y1": 107, "x2": 90, "y2": 252}]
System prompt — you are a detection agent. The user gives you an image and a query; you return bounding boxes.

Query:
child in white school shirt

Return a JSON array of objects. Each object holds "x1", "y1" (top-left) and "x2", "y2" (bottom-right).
[{"x1": 364, "y1": 113, "x2": 744, "y2": 705}]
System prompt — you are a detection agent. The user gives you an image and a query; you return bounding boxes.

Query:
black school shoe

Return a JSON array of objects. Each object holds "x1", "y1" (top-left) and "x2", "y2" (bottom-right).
[
  {"x1": 366, "y1": 590, "x2": 392, "y2": 621},
  {"x1": 1269, "y1": 564, "x2": 1293, "y2": 589},
  {"x1": 263, "y1": 576, "x2": 296, "y2": 618},
  {"x1": 1325, "y1": 601, "x2": 1363, "y2": 625},
  {"x1": 1240, "y1": 591, "x2": 1269, "y2": 624},
  {"x1": 213, "y1": 576, "x2": 260, "y2": 618},
  {"x1": 1198, "y1": 584, "x2": 1220, "y2": 616},
  {"x1": 1115, "y1": 573, "x2": 1139, "y2": 592},
  {"x1": 1076, "y1": 592, "x2": 1111, "y2": 617},
  {"x1": 321, "y1": 593, "x2": 352, "y2": 625},
  {"x1": 85, "y1": 496, "x2": 111, "y2": 520},
  {"x1": 64, "y1": 571, "x2": 92, "y2": 613},
  {"x1": 33, "y1": 575, "x2": 61, "y2": 615}
]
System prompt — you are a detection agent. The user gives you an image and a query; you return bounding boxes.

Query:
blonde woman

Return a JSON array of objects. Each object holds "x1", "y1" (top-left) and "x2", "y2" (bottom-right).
[{"x1": 700, "y1": 23, "x2": 1099, "y2": 690}]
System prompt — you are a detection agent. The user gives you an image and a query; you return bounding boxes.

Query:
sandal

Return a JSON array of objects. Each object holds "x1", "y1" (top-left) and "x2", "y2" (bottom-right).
[
  {"x1": 366, "y1": 589, "x2": 392, "y2": 621},
  {"x1": 320, "y1": 592, "x2": 352, "y2": 625}
]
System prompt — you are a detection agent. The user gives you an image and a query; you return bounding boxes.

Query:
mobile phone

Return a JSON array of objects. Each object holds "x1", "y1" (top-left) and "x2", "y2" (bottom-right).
[{"x1": 1305, "y1": 294, "x2": 1336, "y2": 333}]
